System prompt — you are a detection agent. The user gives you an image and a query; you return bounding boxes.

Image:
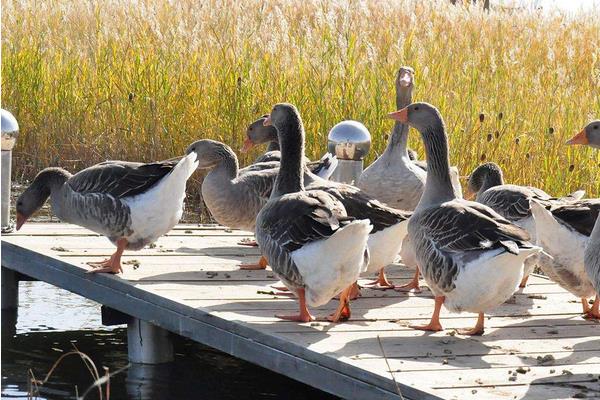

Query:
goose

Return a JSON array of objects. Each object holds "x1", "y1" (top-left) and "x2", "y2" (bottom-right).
[
  {"x1": 256, "y1": 103, "x2": 371, "y2": 322},
  {"x1": 15, "y1": 152, "x2": 199, "y2": 274},
  {"x1": 567, "y1": 120, "x2": 600, "y2": 318},
  {"x1": 357, "y1": 67, "x2": 463, "y2": 292},
  {"x1": 240, "y1": 116, "x2": 410, "y2": 292},
  {"x1": 190, "y1": 138, "x2": 337, "y2": 268},
  {"x1": 388, "y1": 102, "x2": 541, "y2": 335},
  {"x1": 467, "y1": 162, "x2": 584, "y2": 287},
  {"x1": 240, "y1": 114, "x2": 336, "y2": 179},
  {"x1": 530, "y1": 199, "x2": 600, "y2": 316}
]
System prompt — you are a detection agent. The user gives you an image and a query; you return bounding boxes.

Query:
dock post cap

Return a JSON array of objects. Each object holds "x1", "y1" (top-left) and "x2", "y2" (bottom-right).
[
  {"x1": 327, "y1": 120, "x2": 371, "y2": 161},
  {"x1": 1, "y1": 109, "x2": 19, "y2": 151}
]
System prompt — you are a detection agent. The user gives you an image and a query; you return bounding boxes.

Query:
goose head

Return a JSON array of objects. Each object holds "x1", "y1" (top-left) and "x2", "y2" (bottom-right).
[
  {"x1": 264, "y1": 103, "x2": 301, "y2": 128},
  {"x1": 186, "y1": 139, "x2": 236, "y2": 169},
  {"x1": 567, "y1": 120, "x2": 600, "y2": 149},
  {"x1": 388, "y1": 102, "x2": 444, "y2": 133},
  {"x1": 241, "y1": 114, "x2": 278, "y2": 153},
  {"x1": 396, "y1": 66, "x2": 415, "y2": 89},
  {"x1": 15, "y1": 167, "x2": 71, "y2": 230},
  {"x1": 467, "y1": 162, "x2": 504, "y2": 199}
]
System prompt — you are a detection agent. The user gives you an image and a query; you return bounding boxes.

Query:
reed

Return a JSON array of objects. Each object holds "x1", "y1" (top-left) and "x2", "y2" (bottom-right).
[{"x1": 2, "y1": 0, "x2": 599, "y2": 198}]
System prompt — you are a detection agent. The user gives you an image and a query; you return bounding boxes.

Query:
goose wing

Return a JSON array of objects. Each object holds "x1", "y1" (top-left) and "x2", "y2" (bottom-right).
[
  {"x1": 417, "y1": 200, "x2": 531, "y2": 255},
  {"x1": 257, "y1": 191, "x2": 352, "y2": 287},
  {"x1": 549, "y1": 199, "x2": 600, "y2": 237},
  {"x1": 68, "y1": 160, "x2": 180, "y2": 199},
  {"x1": 315, "y1": 184, "x2": 411, "y2": 233}
]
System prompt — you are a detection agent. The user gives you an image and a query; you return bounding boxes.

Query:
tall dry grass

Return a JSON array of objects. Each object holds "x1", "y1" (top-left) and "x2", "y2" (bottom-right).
[{"x1": 2, "y1": 0, "x2": 599, "y2": 199}]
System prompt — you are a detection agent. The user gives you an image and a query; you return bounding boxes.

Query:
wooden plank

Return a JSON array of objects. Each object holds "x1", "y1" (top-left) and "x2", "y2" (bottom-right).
[
  {"x1": 436, "y1": 380, "x2": 600, "y2": 400},
  {"x1": 346, "y1": 351, "x2": 600, "y2": 372},
  {"x1": 1, "y1": 240, "x2": 439, "y2": 400},
  {"x1": 3, "y1": 223, "x2": 598, "y2": 400}
]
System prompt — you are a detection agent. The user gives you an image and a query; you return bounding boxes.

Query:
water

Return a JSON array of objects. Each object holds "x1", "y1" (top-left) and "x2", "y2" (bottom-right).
[{"x1": 1, "y1": 282, "x2": 338, "y2": 400}]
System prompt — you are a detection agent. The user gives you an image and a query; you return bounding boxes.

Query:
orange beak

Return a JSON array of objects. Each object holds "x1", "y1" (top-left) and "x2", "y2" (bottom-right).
[
  {"x1": 388, "y1": 107, "x2": 408, "y2": 123},
  {"x1": 566, "y1": 129, "x2": 588, "y2": 145},
  {"x1": 16, "y1": 212, "x2": 26, "y2": 231},
  {"x1": 263, "y1": 114, "x2": 272, "y2": 126},
  {"x1": 240, "y1": 138, "x2": 255, "y2": 153}
]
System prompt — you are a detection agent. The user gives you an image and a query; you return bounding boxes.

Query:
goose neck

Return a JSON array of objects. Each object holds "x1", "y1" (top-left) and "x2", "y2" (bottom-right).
[
  {"x1": 273, "y1": 119, "x2": 304, "y2": 197},
  {"x1": 417, "y1": 123, "x2": 456, "y2": 208}
]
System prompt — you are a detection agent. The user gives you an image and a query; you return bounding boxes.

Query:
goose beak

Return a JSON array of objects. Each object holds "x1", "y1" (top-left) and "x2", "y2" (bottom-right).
[
  {"x1": 263, "y1": 114, "x2": 272, "y2": 126},
  {"x1": 388, "y1": 107, "x2": 408, "y2": 123},
  {"x1": 566, "y1": 129, "x2": 588, "y2": 145},
  {"x1": 16, "y1": 212, "x2": 26, "y2": 231},
  {"x1": 241, "y1": 138, "x2": 255, "y2": 153}
]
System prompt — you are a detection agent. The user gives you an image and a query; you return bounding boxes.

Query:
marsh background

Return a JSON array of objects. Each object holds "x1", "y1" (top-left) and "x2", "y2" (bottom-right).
[{"x1": 1, "y1": 0, "x2": 600, "y2": 399}]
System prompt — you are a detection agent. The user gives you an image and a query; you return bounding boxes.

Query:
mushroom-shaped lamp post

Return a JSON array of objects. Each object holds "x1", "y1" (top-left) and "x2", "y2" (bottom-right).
[
  {"x1": 327, "y1": 120, "x2": 371, "y2": 185},
  {"x1": 1, "y1": 109, "x2": 19, "y2": 233}
]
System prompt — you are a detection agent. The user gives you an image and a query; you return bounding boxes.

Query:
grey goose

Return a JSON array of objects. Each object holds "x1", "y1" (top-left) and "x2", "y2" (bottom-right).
[
  {"x1": 256, "y1": 103, "x2": 371, "y2": 322},
  {"x1": 16, "y1": 152, "x2": 199, "y2": 273},
  {"x1": 388, "y1": 102, "x2": 541, "y2": 335},
  {"x1": 467, "y1": 161, "x2": 584, "y2": 287}
]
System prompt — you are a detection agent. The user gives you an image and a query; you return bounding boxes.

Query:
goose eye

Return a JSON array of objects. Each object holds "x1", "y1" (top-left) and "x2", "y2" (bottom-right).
[
  {"x1": 594, "y1": 125, "x2": 598, "y2": 130},
  {"x1": 414, "y1": 106, "x2": 420, "y2": 111}
]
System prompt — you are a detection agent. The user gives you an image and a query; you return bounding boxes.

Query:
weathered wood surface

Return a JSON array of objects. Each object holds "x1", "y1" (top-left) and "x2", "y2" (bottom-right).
[{"x1": 2, "y1": 223, "x2": 599, "y2": 400}]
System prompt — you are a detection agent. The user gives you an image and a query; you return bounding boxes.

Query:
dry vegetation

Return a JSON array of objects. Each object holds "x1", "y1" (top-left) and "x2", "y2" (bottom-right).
[{"x1": 2, "y1": 0, "x2": 599, "y2": 200}]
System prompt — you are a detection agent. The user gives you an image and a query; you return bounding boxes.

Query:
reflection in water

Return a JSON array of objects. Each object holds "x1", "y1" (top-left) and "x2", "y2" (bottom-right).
[{"x1": 1, "y1": 282, "x2": 338, "y2": 400}]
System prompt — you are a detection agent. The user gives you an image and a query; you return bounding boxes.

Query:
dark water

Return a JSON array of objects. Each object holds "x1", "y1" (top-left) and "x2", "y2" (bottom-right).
[{"x1": 1, "y1": 282, "x2": 338, "y2": 400}]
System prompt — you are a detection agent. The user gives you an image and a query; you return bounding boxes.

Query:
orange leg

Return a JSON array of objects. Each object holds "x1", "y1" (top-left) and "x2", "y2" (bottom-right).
[
  {"x1": 519, "y1": 274, "x2": 530, "y2": 288},
  {"x1": 238, "y1": 238, "x2": 258, "y2": 247},
  {"x1": 581, "y1": 298, "x2": 591, "y2": 314},
  {"x1": 327, "y1": 285, "x2": 353, "y2": 323},
  {"x1": 395, "y1": 267, "x2": 421, "y2": 293},
  {"x1": 410, "y1": 296, "x2": 444, "y2": 332},
  {"x1": 456, "y1": 312, "x2": 485, "y2": 336},
  {"x1": 584, "y1": 295, "x2": 600, "y2": 320},
  {"x1": 88, "y1": 238, "x2": 127, "y2": 274},
  {"x1": 239, "y1": 255, "x2": 268, "y2": 270},
  {"x1": 348, "y1": 281, "x2": 362, "y2": 300},
  {"x1": 275, "y1": 288, "x2": 314, "y2": 322},
  {"x1": 364, "y1": 268, "x2": 394, "y2": 290}
]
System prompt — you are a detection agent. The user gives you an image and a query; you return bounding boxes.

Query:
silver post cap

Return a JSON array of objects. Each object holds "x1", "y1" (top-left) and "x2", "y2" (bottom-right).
[
  {"x1": 327, "y1": 120, "x2": 371, "y2": 161},
  {"x1": 1, "y1": 109, "x2": 19, "y2": 151}
]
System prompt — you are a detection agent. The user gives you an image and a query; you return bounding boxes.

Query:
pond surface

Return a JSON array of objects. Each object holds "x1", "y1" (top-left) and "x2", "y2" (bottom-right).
[{"x1": 1, "y1": 281, "x2": 338, "y2": 400}]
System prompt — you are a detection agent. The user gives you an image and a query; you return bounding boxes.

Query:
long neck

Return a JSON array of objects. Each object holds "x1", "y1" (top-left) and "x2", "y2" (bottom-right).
[
  {"x1": 42, "y1": 168, "x2": 71, "y2": 196},
  {"x1": 417, "y1": 123, "x2": 456, "y2": 208},
  {"x1": 211, "y1": 147, "x2": 239, "y2": 181},
  {"x1": 273, "y1": 118, "x2": 304, "y2": 197},
  {"x1": 267, "y1": 140, "x2": 280, "y2": 152},
  {"x1": 385, "y1": 85, "x2": 413, "y2": 155}
]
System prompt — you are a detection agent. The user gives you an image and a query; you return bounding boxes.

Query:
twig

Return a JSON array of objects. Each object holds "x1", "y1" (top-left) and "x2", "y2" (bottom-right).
[{"x1": 377, "y1": 335, "x2": 404, "y2": 400}]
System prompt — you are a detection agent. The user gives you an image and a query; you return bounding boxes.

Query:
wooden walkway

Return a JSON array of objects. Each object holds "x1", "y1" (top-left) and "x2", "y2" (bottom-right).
[{"x1": 2, "y1": 223, "x2": 599, "y2": 400}]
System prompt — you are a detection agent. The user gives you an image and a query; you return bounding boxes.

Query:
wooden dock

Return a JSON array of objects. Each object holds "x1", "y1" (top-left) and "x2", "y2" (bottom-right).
[{"x1": 2, "y1": 223, "x2": 599, "y2": 400}]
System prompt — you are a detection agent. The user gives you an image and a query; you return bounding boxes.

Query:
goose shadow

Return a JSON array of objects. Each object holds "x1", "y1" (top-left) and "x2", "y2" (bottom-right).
[{"x1": 522, "y1": 374, "x2": 600, "y2": 400}]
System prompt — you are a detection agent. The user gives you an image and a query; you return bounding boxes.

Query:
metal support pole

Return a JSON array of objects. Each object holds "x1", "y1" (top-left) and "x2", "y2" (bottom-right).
[
  {"x1": 127, "y1": 318, "x2": 174, "y2": 364},
  {"x1": 1, "y1": 109, "x2": 19, "y2": 233},
  {"x1": 1, "y1": 267, "x2": 19, "y2": 310},
  {"x1": 1, "y1": 150, "x2": 12, "y2": 230},
  {"x1": 329, "y1": 159, "x2": 364, "y2": 185}
]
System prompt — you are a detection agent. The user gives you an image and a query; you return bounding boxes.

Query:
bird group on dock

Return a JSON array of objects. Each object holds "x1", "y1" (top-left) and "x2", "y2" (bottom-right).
[{"x1": 15, "y1": 66, "x2": 600, "y2": 335}]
